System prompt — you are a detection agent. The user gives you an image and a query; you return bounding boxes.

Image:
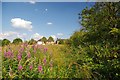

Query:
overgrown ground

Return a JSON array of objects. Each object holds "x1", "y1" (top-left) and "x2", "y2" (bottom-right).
[{"x1": 2, "y1": 43, "x2": 80, "y2": 79}]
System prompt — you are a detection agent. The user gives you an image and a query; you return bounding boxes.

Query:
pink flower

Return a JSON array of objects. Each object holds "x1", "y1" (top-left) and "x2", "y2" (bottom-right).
[
  {"x1": 29, "y1": 65, "x2": 33, "y2": 70},
  {"x1": 17, "y1": 54, "x2": 22, "y2": 61},
  {"x1": 18, "y1": 48, "x2": 24, "y2": 54},
  {"x1": 43, "y1": 58, "x2": 46, "y2": 65},
  {"x1": 18, "y1": 65, "x2": 23, "y2": 71},
  {"x1": 44, "y1": 48, "x2": 47, "y2": 53},
  {"x1": 27, "y1": 52, "x2": 31, "y2": 58},
  {"x1": 38, "y1": 65, "x2": 42, "y2": 72},
  {"x1": 4, "y1": 50, "x2": 13, "y2": 58}
]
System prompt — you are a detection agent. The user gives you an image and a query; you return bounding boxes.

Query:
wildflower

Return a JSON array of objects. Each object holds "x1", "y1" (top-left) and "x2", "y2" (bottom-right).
[
  {"x1": 44, "y1": 48, "x2": 47, "y2": 53},
  {"x1": 38, "y1": 65, "x2": 42, "y2": 72},
  {"x1": 18, "y1": 48, "x2": 24, "y2": 54},
  {"x1": 4, "y1": 50, "x2": 13, "y2": 58},
  {"x1": 27, "y1": 52, "x2": 31, "y2": 58},
  {"x1": 18, "y1": 65, "x2": 23, "y2": 71},
  {"x1": 34, "y1": 49, "x2": 36, "y2": 54},
  {"x1": 29, "y1": 65, "x2": 33, "y2": 70},
  {"x1": 43, "y1": 57, "x2": 46, "y2": 65},
  {"x1": 17, "y1": 54, "x2": 22, "y2": 61}
]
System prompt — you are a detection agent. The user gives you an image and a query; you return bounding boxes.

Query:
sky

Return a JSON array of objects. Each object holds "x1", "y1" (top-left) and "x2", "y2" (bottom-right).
[{"x1": 1, "y1": 2, "x2": 95, "y2": 41}]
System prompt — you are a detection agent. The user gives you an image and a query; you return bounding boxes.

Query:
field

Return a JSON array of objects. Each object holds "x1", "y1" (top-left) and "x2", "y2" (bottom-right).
[{"x1": 1, "y1": 43, "x2": 80, "y2": 78}]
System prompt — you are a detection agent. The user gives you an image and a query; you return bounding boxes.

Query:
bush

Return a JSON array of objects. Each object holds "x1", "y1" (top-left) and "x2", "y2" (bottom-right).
[
  {"x1": 13, "y1": 38, "x2": 23, "y2": 44},
  {"x1": 2, "y1": 39, "x2": 11, "y2": 46}
]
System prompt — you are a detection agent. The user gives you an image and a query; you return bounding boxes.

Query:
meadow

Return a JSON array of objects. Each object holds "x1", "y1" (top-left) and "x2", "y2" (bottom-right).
[{"x1": 2, "y1": 43, "x2": 80, "y2": 79}]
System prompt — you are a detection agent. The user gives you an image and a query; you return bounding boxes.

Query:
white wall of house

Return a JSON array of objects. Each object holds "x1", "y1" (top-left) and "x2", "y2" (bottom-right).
[{"x1": 37, "y1": 41, "x2": 43, "y2": 45}]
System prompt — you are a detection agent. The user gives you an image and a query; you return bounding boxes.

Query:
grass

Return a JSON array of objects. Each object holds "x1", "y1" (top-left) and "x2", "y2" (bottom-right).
[{"x1": 2, "y1": 43, "x2": 80, "y2": 78}]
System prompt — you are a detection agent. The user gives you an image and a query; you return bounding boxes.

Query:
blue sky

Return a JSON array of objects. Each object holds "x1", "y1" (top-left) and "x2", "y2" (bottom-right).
[{"x1": 1, "y1": 2, "x2": 94, "y2": 41}]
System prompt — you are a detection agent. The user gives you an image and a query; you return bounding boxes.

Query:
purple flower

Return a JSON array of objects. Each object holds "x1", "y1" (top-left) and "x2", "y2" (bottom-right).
[
  {"x1": 38, "y1": 65, "x2": 42, "y2": 72},
  {"x1": 27, "y1": 52, "x2": 31, "y2": 58},
  {"x1": 4, "y1": 50, "x2": 13, "y2": 58},
  {"x1": 18, "y1": 48, "x2": 24, "y2": 54},
  {"x1": 44, "y1": 48, "x2": 47, "y2": 53},
  {"x1": 29, "y1": 65, "x2": 33, "y2": 70},
  {"x1": 34, "y1": 49, "x2": 36, "y2": 54},
  {"x1": 17, "y1": 54, "x2": 22, "y2": 61},
  {"x1": 43, "y1": 58, "x2": 46, "y2": 65},
  {"x1": 18, "y1": 65, "x2": 23, "y2": 71}
]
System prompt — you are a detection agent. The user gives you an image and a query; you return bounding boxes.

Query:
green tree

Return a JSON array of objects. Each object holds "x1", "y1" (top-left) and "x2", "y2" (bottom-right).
[
  {"x1": 79, "y1": 2, "x2": 120, "y2": 46},
  {"x1": 41, "y1": 37, "x2": 47, "y2": 43},
  {"x1": 2, "y1": 39, "x2": 11, "y2": 46},
  {"x1": 28, "y1": 39, "x2": 37, "y2": 45},
  {"x1": 12, "y1": 38, "x2": 23, "y2": 44},
  {"x1": 48, "y1": 36, "x2": 54, "y2": 42}
]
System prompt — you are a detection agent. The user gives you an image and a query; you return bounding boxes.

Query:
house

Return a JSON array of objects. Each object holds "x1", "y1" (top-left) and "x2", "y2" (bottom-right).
[{"x1": 46, "y1": 41, "x2": 54, "y2": 45}]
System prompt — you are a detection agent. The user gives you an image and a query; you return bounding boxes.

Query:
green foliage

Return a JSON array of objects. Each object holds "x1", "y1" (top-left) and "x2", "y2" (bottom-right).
[
  {"x1": 48, "y1": 36, "x2": 54, "y2": 42},
  {"x1": 28, "y1": 39, "x2": 37, "y2": 45},
  {"x1": 68, "y1": 2, "x2": 120, "y2": 79},
  {"x1": 41, "y1": 37, "x2": 47, "y2": 43},
  {"x1": 12, "y1": 38, "x2": 23, "y2": 44},
  {"x1": 79, "y1": 2, "x2": 120, "y2": 46},
  {"x1": 0, "y1": 40, "x2": 2, "y2": 46},
  {"x1": 69, "y1": 31, "x2": 86, "y2": 47},
  {"x1": 2, "y1": 39, "x2": 11, "y2": 46}
]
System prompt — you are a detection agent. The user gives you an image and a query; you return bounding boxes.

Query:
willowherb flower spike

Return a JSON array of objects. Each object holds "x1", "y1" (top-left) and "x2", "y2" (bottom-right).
[
  {"x1": 27, "y1": 52, "x2": 31, "y2": 59},
  {"x1": 43, "y1": 57, "x2": 47, "y2": 65},
  {"x1": 18, "y1": 65, "x2": 23, "y2": 71},
  {"x1": 17, "y1": 54, "x2": 22, "y2": 61},
  {"x1": 38, "y1": 65, "x2": 42, "y2": 72},
  {"x1": 44, "y1": 48, "x2": 48, "y2": 53},
  {"x1": 29, "y1": 65, "x2": 33, "y2": 70}
]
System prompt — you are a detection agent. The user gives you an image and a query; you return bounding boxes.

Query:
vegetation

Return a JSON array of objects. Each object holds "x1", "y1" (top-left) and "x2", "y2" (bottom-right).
[
  {"x1": 1, "y1": 2, "x2": 120, "y2": 79},
  {"x1": 41, "y1": 37, "x2": 47, "y2": 44},
  {"x1": 28, "y1": 39, "x2": 37, "y2": 45},
  {"x1": 68, "y1": 2, "x2": 120, "y2": 79},
  {"x1": 12, "y1": 38, "x2": 23, "y2": 44},
  {"x1": 2, "y1": 39, "x2": 11, "y2": 46},
  {"x1": 48, "y1": 36, "x2": 54, "y2": 42}
]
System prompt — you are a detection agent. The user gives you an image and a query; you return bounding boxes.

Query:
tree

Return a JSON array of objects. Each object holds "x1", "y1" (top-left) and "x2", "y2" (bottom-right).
[
  {"x1": 2, "y1": 39, "x2": 11, "y2": 46},
  {"x1": 41, "y1": 37, "x2": 47, "y2": 43},
  {"x1": 79, "y1": 2, "x2": 120, "y2": 46},
  {"x1": 12, "y1": 38, "x2": 23, "y2": 44},
  {"x1": 48, "y1": 36, "x2": 54, "y2": 42},
  {"x1": 28, "y1": 39, "x2": 37, "y2": 45}
]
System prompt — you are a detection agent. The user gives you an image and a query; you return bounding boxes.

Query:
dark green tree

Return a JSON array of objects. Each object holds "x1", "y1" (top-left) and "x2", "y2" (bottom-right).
[
  {"x1": 12, "y1": 38, "x2": 23, "y2": 44},
  {"x1": 41, "y1": 37, "x2": 47, "y2": 43},
  {"x1": 79, "y1": 2, "x2": 120, "y2": 46},
  {"x1": 48, "y1": 36, "x2": 54, "y2": 42},
  {"x1": 28, "y1": 39, "x2": 37, "y2": 45},
  {"x1": 2, "y1": 39, "x2": 11, "y2": 46}
]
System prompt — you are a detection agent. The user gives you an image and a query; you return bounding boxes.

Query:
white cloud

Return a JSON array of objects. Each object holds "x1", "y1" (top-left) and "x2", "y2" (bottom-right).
[
  {"x1": 45, "y1": 9, "x2": 48, "y2": 11},
  {"x1": 0, "y1": 31, "x2": 28, "y2": 42},
  {"x1": 47, "y1": 22, "x2": 53, "y2": 25},
  {"x1": 57, "y1": 33, "x2": 63, "y2": 36},
  {"x1": 11, "y1": 18, "x2": 33, "y2": 31},
  {"x1": 0, "y1": 31, "x2": 18, "y2": 40},
  {"x1": 29, "y1": 0, "x2": 36, "y2": 4},
  {"x1": 32, "y1": 33, "x2": 43, "y2": 40}
]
